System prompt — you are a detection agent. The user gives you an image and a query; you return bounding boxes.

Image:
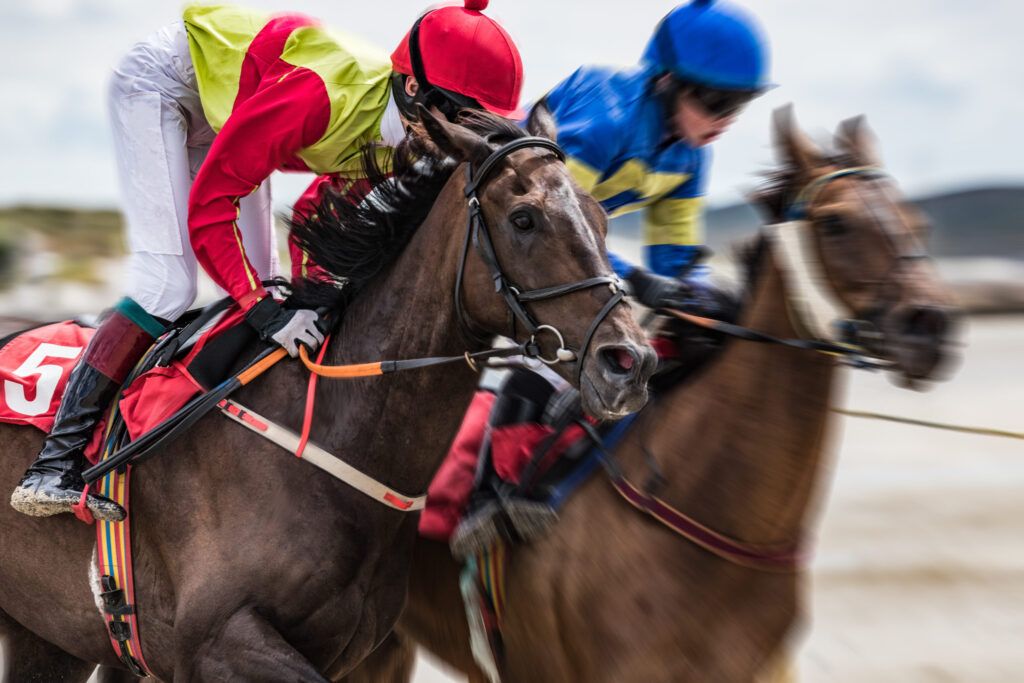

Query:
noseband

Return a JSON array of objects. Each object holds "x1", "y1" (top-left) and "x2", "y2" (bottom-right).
[{"x1": 453, "y1": 137, "x2": 626, "y2": 383}]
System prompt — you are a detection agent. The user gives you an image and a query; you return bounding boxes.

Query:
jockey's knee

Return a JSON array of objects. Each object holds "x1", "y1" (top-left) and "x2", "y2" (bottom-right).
[{"x1": 126, "y1": 254, "x2": 197, "y2": 323}]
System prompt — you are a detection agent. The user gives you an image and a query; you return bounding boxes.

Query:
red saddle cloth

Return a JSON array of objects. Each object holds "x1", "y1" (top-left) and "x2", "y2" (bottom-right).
[
  {"x1": 0, "y1": 322, "x2": 96, "y2": 432},
  {"x1": 418, "y1": 390, "x2": 586, "y2": 542},
  {"x1": 0, "y1": 309, "x2": 246, "y2": 464}
]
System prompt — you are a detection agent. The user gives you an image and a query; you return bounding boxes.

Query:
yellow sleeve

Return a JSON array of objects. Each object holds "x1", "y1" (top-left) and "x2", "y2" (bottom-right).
[{"x1": 643, "y1": 196, "x2": 704, "y2": 247}]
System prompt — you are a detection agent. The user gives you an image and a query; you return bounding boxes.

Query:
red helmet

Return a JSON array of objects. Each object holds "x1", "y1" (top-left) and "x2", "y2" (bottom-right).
[{"x1": 391, "y1": 0, "x2": 524, "y2": 118}]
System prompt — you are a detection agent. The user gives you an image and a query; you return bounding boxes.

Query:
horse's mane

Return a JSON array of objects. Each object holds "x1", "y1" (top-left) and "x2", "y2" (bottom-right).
[{"x1": 288, "y1": 110, "x2": 529, "y2": 313}]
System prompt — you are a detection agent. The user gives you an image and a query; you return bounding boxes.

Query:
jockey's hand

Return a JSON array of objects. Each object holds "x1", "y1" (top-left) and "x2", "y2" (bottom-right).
[
  {"x1": 627, "y1": 268, "x2": 739, "y2": 322},
  {"x1": 245, "y1": 298, "x2": 325, "y2": 357},
  {"x1": 625, "y1": 268, "x2": 689, "y2": 310}
]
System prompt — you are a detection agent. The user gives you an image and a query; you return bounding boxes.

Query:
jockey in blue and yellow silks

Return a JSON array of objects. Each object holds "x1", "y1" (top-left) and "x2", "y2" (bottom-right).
[
  {"x1": 536, "y1": 0, "x2": 772, "y2": 319},
  {"x1": 544, "y1": 67, "x2": 711, "y2": 279},
  {"x1": 436, "y1": 0, "x2": 775, "y2": 556}
]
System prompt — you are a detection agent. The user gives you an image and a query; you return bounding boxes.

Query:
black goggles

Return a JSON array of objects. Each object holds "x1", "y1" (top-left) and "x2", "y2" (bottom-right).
[{"x1": 685, "y1": 84, "x2": 759, "y2": 119}]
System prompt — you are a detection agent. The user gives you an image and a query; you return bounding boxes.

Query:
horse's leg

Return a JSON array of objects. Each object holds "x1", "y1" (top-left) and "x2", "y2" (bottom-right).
[
  {"x1": 339, "y1": 632, "x2": 416, "y2": 683},
  {"x1": 0, "y1": 609, "x2": 95, "y2": 683},
  {"x1": 178, "y1": 607, "x2": 329, "y2": 682}
]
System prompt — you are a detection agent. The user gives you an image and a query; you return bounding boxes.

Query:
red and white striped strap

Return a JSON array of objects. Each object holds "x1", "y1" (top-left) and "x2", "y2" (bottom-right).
[{"x1": 218, "y1": 399, "x2": 426, "y2": 512}]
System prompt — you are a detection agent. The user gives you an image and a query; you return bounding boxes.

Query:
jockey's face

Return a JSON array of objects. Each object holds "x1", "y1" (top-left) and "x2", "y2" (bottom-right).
[
  {"x1": 659, "y1": 76, "x2": 754, "y2": 147},
  {"x1": 672, "y1": 95, "x2": 737, "y2": 147}
]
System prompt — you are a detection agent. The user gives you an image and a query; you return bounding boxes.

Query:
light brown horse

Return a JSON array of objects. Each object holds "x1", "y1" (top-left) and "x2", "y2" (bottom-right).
[
  {"x1": 0, "y1": 108, "x2": 656, "y2": 681},
  {"x1": 346, "y1": 107, "x2": 960, "y2": 682}
]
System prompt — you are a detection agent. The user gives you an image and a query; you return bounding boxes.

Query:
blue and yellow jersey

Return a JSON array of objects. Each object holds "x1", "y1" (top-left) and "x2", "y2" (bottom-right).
[{"x1": 542, "y1": 65, "x2": 709, "y2": 278}]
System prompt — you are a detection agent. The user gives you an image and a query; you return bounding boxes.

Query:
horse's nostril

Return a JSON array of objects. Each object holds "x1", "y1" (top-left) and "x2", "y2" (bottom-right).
[
  {"x1": 601, "y1": 347, "x2": 636, "y2": 375},
  {"x1": 903, "y1": 306, "x2": 950, "y2": 339}
]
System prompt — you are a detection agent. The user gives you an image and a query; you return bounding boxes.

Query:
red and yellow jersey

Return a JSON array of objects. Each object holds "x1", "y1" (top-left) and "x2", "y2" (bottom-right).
[{"x1": 183, "y1": 4, "x2": 393, "y2": 308}]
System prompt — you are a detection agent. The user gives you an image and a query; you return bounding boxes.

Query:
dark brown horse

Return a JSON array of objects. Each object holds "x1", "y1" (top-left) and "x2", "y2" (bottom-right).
[
  {"x1": 347, "y1": 107, "x2": 960, "y2": 682},
  {"x1": 0, "y1": 108, "x2": 656, "y2": 681}
]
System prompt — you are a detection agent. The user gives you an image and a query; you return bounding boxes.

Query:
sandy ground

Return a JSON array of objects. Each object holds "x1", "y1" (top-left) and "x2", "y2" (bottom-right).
[
  {"x1": 413, "y1": 315, "x2": 1024, "y2": 682},
  {"x1": 1, "y1": 316, "x2": 1021, "y2": 682}
]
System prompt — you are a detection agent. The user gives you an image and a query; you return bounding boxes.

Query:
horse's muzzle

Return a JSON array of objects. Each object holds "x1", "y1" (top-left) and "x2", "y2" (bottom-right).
[
  {"x1": 885, "y1": 304, "x2": 962, "y2": 385},
  {"x1": 580, "y1": 342, "x2": 657, "y2": 419}
]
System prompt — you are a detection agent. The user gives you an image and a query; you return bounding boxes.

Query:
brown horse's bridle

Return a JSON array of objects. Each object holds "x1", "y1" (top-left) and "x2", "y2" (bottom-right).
[
  {"x1": 453, "y1": 136, "x2": 627, "y2": 384},
  {"x1": 785, "y1": 166, "x2": 933, "y2": 352}
]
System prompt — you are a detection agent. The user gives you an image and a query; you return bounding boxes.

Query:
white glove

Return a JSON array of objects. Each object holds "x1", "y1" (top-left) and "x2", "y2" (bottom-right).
[{"x1": 270, "y1": 309, "x2": 324, "y2": 357}]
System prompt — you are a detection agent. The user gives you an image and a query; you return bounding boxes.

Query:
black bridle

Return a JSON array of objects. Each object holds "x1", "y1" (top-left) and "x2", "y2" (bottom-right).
[{"x1": 453, "y1": 137, "x2": 626, "y2": 384}]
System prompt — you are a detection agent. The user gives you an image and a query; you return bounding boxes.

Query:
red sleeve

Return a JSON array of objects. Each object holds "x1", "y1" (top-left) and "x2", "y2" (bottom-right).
[{"x1": 188, "y1": 66, "x2": 331, "y2": 309}]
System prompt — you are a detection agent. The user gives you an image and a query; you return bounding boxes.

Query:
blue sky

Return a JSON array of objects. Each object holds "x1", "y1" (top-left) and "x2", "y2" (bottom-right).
[{"x1": 1, "y1": 0, "x2": 1022, "y2": 209}]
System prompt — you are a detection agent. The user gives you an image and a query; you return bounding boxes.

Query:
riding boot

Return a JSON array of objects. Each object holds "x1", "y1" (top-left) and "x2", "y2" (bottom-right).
[
  {"x1": 501, "y1": 385, "x2": 588, "y2": 543},
  {"x1": 10, "y1": 298, "x2": 166, "y2": 522},
  {"x1": 450, "y1": 368, "x2": 555, "y2": 558}
]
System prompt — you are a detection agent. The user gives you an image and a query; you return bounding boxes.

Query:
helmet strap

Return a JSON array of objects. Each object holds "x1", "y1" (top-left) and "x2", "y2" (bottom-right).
[
  {"x1": 402, "y1": 10, "x2": 481, "y2": 122},
  {"x1": 390, "y1": 74, "x2": 419, "y2": 122},
  {"x1": 651, "y1": 74, "x2": 686, "y2": 140}
]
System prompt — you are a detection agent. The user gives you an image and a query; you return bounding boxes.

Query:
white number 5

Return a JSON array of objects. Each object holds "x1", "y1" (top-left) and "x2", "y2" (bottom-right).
[{"x1": 3, "y1": 343, "x2": 83, "y2": 417}]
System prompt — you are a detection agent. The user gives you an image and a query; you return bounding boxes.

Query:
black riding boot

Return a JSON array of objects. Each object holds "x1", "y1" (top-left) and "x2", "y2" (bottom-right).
[
  {"x1": 450, "y1": 368, "x2": 556, "y2": 558},
  {"x1": 10, "y1": 298, "x2": 165, "y2": 522}
]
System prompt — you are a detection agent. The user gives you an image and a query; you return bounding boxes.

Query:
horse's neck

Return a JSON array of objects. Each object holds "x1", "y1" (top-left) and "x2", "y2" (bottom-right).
[
  {"x1": 315, "y1": 180, "x2": 482, "y2": 495},
  {"x1": 649, "y1": 242, "x2": 840, "y2": 546}
]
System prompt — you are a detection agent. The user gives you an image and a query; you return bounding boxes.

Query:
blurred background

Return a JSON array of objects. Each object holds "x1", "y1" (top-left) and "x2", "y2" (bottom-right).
[{"x1": 1, "y1": 1, "x2": 1021, "y2": 681}]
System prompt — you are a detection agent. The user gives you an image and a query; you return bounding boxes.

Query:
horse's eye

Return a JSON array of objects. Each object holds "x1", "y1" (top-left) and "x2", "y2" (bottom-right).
[
  {"x1": 818, "y1": 214, "x2": 846, "y2": 237},
  {"x1": 511, "y1": 211, "x2": 534, "y2": 232}
]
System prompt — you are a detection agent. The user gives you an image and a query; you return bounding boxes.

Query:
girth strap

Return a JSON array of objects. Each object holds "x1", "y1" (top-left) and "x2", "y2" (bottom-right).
[{"x1": 218, "y1": 400, "x2": 427, "y2": 511}]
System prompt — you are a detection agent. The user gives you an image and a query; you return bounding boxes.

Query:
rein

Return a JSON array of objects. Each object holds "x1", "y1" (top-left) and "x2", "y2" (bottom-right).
[
  {"x1": 665, "y1": 166, "x2": 898, "y2": 370},
  {"x1": 454, "y1": 137, "x2": 626, "y2": 383}
]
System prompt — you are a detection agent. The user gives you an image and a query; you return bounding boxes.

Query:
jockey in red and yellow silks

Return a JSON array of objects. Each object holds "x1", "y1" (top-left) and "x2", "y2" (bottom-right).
[
  {"x1": 11, "y1": 1, "x2": 524, "y2": 522},
  {"x1": 185, "y1": 3, "x2": 521, "y2": 307}
]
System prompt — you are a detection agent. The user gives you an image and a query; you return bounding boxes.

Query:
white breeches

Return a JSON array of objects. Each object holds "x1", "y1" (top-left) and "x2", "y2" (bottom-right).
[{"x1": 107, "y1": 21, "x2": 279, "y2": 321}]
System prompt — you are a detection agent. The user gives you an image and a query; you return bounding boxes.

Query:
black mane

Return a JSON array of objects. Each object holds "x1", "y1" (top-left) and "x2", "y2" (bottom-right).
[{"x1": 287, "y1": 110, "x2": 529, "y2": 312}]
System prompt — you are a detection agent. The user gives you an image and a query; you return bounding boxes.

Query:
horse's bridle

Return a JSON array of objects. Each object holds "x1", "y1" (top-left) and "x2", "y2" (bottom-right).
[
  {"x1": 453, "y1": 136, "x2": 626, "y2": 383},
  {"x1": 779, "y1": 165, "x2": 931, "y2": 351}
]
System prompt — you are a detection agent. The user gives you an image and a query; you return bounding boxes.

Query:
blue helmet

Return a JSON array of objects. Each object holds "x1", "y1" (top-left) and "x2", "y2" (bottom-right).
[{"x1": 642, "y1": 0, "x2": 772, "y2": 91}]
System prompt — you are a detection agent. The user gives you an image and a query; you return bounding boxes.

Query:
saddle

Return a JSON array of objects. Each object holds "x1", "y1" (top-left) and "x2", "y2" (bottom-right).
[{"x1": 0, "y1": 297, "x2": 262, "y2": 461}]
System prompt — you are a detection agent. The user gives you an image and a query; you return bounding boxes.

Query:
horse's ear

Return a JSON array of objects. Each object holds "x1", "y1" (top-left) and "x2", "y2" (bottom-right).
[
  {"x1": 525, "y1": 100, "x2": 557, "y2": 141},
  {"x1": 417, "y1": 105, "x2": 491, "y2": 166},
  {"x1": 835, "y1": 115, "x2": 882, "y2": 167},
  {"x1": 772, "y1": 104, "x2": 824, "y2": 174}
]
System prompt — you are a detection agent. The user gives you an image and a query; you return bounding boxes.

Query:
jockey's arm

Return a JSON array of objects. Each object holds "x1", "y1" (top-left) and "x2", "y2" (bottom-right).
[
  {"x1": 188, "y1": 69, "x2": 331, "y2": 310},
  {"x1": 642, "y1": 192, "x2": 706, "y2": 278},
  {"x1": 630, "y1": 176, "x2": 737, "y2": 319}
]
